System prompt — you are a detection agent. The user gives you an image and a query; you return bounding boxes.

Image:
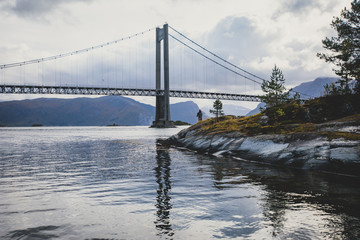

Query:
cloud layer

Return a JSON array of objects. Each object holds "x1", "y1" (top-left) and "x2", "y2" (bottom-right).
[
  {"x1": 1, "y1": 0, "x2": 90, "y2": 19},
  {"x1": 0, "y1": 0, "x2": 351, "y2": 104}
]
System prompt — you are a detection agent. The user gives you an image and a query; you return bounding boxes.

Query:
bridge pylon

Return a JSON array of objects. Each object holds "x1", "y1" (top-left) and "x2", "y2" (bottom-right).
[{"x1": 151, "y1": 24, "x2": 175, "y2": 128}]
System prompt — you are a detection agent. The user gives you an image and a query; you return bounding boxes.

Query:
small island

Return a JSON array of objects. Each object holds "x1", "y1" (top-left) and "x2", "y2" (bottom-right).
[
  {"x1": 163, "y1": 94, "x2": 360, "y2": 177},
  {"x1": 172, "y1": 120, "x2": 191, "y2": 126},
  {"x1": 31, "y1": 123, "x2": 44, "y2": 127}
]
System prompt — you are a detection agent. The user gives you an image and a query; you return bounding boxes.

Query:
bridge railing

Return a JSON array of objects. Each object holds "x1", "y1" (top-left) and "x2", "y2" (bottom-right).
[{"x1": 0, "y1": 84, "x2": 262, "y2": 102}]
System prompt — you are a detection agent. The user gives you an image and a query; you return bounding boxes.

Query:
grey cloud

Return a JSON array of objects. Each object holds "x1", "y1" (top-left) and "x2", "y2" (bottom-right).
[
  {"x1": 274, "y1": 0, "x2": 340, "y2": 18},
  {"x1": 206, "y1": 16, "x2": 272, "y2": 62},
  {"x1": 201, "y1": 16, "x2": 332, "y2": 88},
  {"x1": 1, "y1": 0, "x2": 91, "y2": 19},
  {"x1": 204, "y1": 16, "x2": 274, "y2": 80},
  {"x1": 284, "y1": 0, "x2": 320, "y2": 14}
]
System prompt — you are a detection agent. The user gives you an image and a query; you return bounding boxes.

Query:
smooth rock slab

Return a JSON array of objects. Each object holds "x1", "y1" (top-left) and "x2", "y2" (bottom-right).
[
  {"x1": 238, "y1": 138, "x2": 289, "y2": 156},
  {"x1": 166, "y1": 127, "x2": 360, "y2": 176}
]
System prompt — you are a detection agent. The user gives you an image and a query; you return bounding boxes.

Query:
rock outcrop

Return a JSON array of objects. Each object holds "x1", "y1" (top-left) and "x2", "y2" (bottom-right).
[{"x1": 164, "y1": 118, "x2": 360, "y2": 177}]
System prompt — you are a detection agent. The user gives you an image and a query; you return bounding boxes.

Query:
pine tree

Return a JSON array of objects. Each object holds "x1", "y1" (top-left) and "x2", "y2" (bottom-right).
[
  {"x1": 209, "y1": 99, "x2": 224, "y2": 120},
  {"x1": 317, "y1": 0, "x2": 360, "y2": 95},
  {"x1": 261, "y1": 65, "x2": 289, "y2": 108}
]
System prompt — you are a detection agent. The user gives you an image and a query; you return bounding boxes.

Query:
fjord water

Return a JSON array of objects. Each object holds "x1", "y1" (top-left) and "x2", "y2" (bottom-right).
[{"x1": 0, "y1": 126, "x2": 359, "y2": 239}]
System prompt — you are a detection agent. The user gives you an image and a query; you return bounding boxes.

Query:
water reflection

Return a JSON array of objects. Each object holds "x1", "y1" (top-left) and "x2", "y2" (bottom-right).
[
  {"x1": 154, "y1": 143, "x2": 174, "y2": 239},
  {"x1": 1, "y1": 126, "x2": 360, "y2": 239},
  {"x1": 262, "y1": 191, "x2": 287, "y2": 237},
  {"x1": 5, "y1": 225, "x2": 60, "y2": 239},
  {"x1": 192, "y1": 153, "x2": 360, "y2": 239}
]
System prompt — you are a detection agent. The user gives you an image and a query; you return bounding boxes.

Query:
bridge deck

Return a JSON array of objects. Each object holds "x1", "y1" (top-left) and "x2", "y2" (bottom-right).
[{"x1": 0, "y1": 85, "x2": 262, "y2": 102}]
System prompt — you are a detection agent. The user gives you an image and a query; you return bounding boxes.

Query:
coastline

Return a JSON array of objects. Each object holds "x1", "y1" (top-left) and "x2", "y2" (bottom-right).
[{"x1": 161, "y1": 115, "x2": 360, "y2": 177}]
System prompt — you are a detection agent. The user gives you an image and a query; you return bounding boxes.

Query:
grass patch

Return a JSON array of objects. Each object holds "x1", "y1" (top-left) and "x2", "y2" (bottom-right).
[
  {"x1": 323, "y1": 132, "x2": 360, "y2": 141},
  {"x1": 191, "y1": 113, "x2": 359, "y2": 141},
  {"x1": 188, "y1": 96, "x2": 360, "y2": 140}
]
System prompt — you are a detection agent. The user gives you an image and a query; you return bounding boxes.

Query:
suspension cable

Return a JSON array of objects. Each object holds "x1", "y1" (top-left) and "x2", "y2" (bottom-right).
[
  {"x1": 169, "y1": 25, "x2": 267, "y2": 83},
  {"x1": 169, "y1": 33, "x2": 262, "y2": 85},
  {"x1": 0, "y1": 27, "x2": 156, "y2": 70}
]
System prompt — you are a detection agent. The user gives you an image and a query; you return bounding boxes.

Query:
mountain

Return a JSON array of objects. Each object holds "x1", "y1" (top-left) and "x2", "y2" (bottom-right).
[
  {"x1": 246, "y1": 102, "x2": 265, "y2": 116},
  {"x1": 170, "y1": 101, "x2": 209, "y2": 124},
  {"x1": 223, "y1": 104, "x2": 251, "y2": 116},
  {"x1": 246, "y1": 77, "x2": 339, "y2": 116},
  {"x1": 0, "y1": 96, "x2": 203, "y2": 126},
  {"x1": 203, "y1": 104, "x2": 251, "y2": 117},
  {"x1": 291, "y1": 77, "x2": 339, "y2": 99}
]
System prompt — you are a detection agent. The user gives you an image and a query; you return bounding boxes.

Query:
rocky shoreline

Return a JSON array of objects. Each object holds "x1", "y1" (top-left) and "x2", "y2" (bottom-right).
[{"x1": 162, "y1": 118, "x2": 360, "y2": 177}]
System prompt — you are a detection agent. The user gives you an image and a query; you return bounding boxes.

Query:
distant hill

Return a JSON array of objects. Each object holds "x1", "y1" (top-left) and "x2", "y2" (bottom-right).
[
  {"x1": 246, "y1": 102, "x2": 265, "y2": 116},
  {"x1": 0, "y1": 96, "x2": 203, "y2": 126},
  {"x1": 171, "y1": 101, "x2": 209, "y2": 124},
  {"x1": 203, "y1": 104, "x2": 251, "y2": 117},
  {"x1": 246, "y1": 77, "x2": 339, "y2": 116},
  {"x1": 223, "y1": 104, "x2": 250, "y2": 116},
  {"x1": 291, "y1": 77, "x2": 339, "y2": 99}
]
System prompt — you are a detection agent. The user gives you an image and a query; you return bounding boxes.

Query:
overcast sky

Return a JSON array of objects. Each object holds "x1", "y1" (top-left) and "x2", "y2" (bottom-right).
[{"x1": 0, "y1": 0, "x2": 350, "y2": 109}]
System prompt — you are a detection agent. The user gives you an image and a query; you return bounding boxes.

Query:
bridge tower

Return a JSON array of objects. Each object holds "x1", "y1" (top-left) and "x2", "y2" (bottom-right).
[{"x1": 151, "y1": 24, "x2": 175, "y2": 128}]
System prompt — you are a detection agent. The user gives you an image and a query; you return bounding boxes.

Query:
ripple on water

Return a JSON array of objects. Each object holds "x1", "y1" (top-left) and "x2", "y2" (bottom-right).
[
  {"x1": 4, "y1": 225, "x2": 72, "y2": 239},
  {"x1": 0, "y1": 126, "x2": 359, "y2": 239}
]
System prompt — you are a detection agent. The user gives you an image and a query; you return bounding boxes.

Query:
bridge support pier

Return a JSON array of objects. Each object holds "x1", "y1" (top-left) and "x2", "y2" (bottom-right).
[{"x1": 151, "y1": 24, "x2": 175, "y2": 128}]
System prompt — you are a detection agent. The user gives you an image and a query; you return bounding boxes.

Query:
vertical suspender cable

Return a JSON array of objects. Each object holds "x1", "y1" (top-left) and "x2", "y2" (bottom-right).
[{"x1": 148, "y1": 33, "x2": 151, "y2": 89}]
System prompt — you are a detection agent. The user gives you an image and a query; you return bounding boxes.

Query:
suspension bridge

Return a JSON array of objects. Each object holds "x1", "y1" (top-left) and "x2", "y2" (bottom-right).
[{"x1": 0, "y1": 24, "x2": 266, "y2": 127}]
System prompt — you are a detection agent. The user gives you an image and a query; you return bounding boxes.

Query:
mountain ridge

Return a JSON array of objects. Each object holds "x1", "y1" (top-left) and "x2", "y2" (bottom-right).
[
  {"x1": 0, "y1": 96, "x2": 204, "y2": 126},
  {"x1": 246, "y1": 77, "x2": 338, "y2": 116}
]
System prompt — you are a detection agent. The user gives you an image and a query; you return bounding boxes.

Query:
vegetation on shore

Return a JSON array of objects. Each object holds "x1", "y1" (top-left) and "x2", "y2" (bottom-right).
[
  {"x1": 188, "y1": 95, "x2": 360, "y2": 141},
  {"x1": 31, "y1": 123, "x2": 44, "y2": 127},
  {"x1": 173, "y1": 120, "x2": 191, "y2": 126}
]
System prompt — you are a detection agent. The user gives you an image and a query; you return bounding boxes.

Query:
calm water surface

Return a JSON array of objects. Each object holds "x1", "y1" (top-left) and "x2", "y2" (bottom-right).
[{"x1": 0, "y1": 126, "x2": 359, "y2": 239}]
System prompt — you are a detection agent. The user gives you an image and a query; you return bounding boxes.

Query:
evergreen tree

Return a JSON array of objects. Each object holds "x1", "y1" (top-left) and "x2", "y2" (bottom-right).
[
  {"x1": 209, "y1": 99, "x2": 224, "y2": 120},
  {"x1": 317, "y1": 0, "x2": 360, "y2": 95},
  {"x1": 261, "y1": 65, "x2": 289, "y2": 108}
]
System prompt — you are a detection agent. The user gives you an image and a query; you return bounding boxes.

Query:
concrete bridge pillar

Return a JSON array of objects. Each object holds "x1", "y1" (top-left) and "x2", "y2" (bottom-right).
[{"x1": 151, "y1": 24, "x2": 175, "y2": 128}]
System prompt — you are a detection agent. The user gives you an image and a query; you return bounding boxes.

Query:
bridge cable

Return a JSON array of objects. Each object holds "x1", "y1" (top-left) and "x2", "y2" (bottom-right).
[
  {"x1": 169, "y1": 25, "x2": 266, "y2": 84},
  {"x1": 0, "y1": 28, "x2": 156, "y2": 70},
  {"x1": 169, "y1": 33, "x2": 262, "y2": 85}
]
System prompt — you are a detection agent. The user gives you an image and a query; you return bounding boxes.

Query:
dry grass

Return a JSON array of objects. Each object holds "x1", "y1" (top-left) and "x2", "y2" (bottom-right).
[{"x1": 190, "y1": 113, "x2": 360, "y2": 141}]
